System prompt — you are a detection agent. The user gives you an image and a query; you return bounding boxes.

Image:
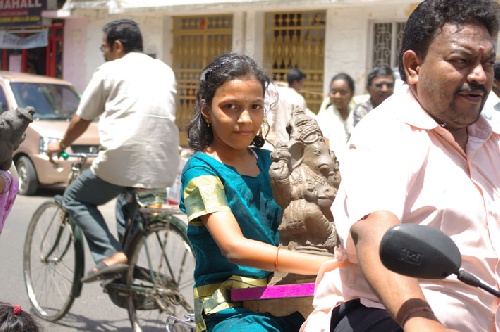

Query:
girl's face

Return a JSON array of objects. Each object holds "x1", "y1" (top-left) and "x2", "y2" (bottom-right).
[
  {"x1": 204, "y1": 76, "x2": 265, "y2": 152},
  {"x1": 329, "y1": 79, "x2": 354, "y2": 112}
]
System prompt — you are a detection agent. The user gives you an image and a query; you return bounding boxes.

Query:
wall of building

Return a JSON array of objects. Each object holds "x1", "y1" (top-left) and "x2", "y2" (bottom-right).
[
  {"x1": 62, "y1": 11, "x2": 174, "y2": 92},
  {"x1": 323, "y1": 3, "x2": 413, "y2": 100},
  {"x1": 64, "y1": 1, "x2": 500, "y2": 102},
  {"x1": 63, "y1": 17, "x2": 89, "y2": 93}
]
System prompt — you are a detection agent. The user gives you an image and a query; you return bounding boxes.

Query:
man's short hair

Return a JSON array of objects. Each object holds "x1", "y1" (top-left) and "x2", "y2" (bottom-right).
[
  {"x1": 103, "y1": 19, "x2": 143, "y2": 54},
  {"x1": 398, "y1": 0, "x2": 500, "y2": 83},
  {"x1": 367, "y1": 65, "x2": 394, "y2": 88},
  {"x1": 287, "y1": 67, "x2": 306, "y2": 85}
]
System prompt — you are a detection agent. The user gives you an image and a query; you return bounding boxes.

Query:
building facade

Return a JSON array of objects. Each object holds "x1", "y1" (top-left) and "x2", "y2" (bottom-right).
[{"x1": 3, "y1": 0, "x2": 498, "y2": 145}]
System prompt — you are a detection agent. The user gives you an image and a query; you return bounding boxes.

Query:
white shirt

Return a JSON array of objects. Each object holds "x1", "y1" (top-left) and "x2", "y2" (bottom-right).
[
  {"x1": 316, "y1": 97, "x2": 355, "y2": 161},
  {"x1": 482, "y1": 91, "x2": 500, "y2": 125},
  {"x1": 266, "y1": 83, "x2": 307, "y2": 146},
  {"x1": 302, "y1": 85, "x2": 500, "y2": 332},
  {"x1": 77, "y1": 52, "x2": 179, "y2": 188}
]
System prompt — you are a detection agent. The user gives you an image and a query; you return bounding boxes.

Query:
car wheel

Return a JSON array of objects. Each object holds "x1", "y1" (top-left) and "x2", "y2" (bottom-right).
[{"x1": 16, "y1": 156, "x2": 39, "y2": 196}]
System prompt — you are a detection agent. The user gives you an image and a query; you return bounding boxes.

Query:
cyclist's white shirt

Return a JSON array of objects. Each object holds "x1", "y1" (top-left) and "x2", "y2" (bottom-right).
[
  {"x1": 76, "y1": 52, "x2": 179, "y2": 188},
  {"x1": 302, "y1": 85, "x2": 500, "y2": 332}
]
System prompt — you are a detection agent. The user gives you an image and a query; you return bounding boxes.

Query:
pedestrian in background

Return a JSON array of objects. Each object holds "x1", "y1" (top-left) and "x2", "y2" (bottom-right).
[
  {"x1": 352, "y1": 65, "x2": 395, "y2": 126},
  {"x1": 316, "y1": 73, "x2": 355, "y2": 161},
  {"x1": 266, "y1": 67, "x2": 307, "y2": 147}
]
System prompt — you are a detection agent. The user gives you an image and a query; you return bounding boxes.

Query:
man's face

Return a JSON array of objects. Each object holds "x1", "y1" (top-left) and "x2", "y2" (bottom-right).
[
  {"x1": 408, "y1": 23, "x2": 496, "y2": 130},
  {"x1": 367, "y1": 75, "x2": 394, "y2": 107}
]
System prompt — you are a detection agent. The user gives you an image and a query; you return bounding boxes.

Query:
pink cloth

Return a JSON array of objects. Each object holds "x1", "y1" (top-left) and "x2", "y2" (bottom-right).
[
  {"x1": 302, "y1": 85, "x2": 500, "y2": 332},
  {"x1": 0, "y1": 170, "x2": 18, "y2": 235}
]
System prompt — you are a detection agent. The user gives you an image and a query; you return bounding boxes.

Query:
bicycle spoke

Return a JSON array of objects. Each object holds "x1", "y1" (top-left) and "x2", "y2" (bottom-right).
[
  {"x1": 126, "y1": 220, "x2": 195, "y2": 331},
  {"x1": 24, "y1": 201, "x2": 79, "y2": 321}
]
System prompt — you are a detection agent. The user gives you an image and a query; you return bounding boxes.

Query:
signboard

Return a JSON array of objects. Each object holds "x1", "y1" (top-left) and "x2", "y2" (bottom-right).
[
  {"x1": 0, "y1": 0, "x2": 47, "y2": 26},
  {"x1": 0, "y1": 29, "x2": 47, "y2": 48}
]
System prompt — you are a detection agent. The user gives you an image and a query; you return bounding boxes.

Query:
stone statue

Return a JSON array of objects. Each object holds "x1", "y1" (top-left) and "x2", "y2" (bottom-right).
[
  {"x1": 269, "y1": 105, "x2": 340, "y2": 283},
  {"x1": 0, "y1": 106, "x2": 34, "y2": 170}
]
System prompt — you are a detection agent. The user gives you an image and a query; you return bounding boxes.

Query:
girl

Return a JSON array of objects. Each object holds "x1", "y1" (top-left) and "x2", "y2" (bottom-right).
[
  {"x1": 316, "y1": 73, "x2": 356, "y2": 161},
  {"x1": 179, "y1": 52, "x2": 330, "y2": 332}
]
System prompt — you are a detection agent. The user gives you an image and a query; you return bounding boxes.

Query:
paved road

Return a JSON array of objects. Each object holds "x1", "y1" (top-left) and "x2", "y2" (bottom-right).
[{"x1": 0, "y1": 187, "x2": 135, "y2": 331}]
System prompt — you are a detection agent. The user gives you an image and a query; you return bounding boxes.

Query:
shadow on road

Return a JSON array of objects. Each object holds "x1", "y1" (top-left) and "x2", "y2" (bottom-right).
[
  {"x1": 31, "y1": 185, "x2": 65, "y2": 197},
  {"x1": 35, "y1": 311, "x2": 132, "y2": 331}
]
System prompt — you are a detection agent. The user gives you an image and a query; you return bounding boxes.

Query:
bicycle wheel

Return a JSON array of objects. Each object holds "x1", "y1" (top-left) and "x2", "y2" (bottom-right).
[
  {"x1": 23, "y1": 199, "x2": 84, "y2": 321},
  {"x1": 126, "y1": 213, "x2": 195, "y2": 332}
]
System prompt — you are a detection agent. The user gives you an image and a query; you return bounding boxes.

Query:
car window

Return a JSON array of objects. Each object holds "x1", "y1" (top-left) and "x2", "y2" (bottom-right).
[
  {"x1": 0, "y1": 87, "x2": 7, "y2": 115},
  {"x1": 10, "y1": 82, "x2": 80, "y2": 120}
]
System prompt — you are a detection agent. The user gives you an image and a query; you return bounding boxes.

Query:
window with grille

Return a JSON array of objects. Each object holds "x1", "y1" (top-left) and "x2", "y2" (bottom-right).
[
  {"x1": 372, "y1": 22, "x2": 405, "y2": 69},
  {"x1": 172, "y1": 15, "x2": 233, "y2": 146},
  {"x1": 264, "y1": 11, "x2": 326, "y2": 114}
]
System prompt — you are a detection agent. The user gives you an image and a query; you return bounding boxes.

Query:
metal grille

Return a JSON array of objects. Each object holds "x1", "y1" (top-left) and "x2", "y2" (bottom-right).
[
  {"x1": 172, "y1": 15, "x2": 233, "y2": 146},
  {"x1": 372, "y1": 22, "x2": 405, "y2": 68},
  {"x1": 264, "y1": 11, "x2": 326, "y2": 114}
]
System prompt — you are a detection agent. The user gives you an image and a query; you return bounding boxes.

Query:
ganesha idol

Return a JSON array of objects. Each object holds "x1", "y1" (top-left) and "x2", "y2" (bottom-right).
[{"x1": 269, "y1": 105, "x2": 340, "y2": 282}]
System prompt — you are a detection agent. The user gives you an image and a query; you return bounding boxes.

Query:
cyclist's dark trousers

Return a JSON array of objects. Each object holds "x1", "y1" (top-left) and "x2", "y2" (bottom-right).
[
  {"x1": 63, "y1": 168, "x2": 125, "y2": 264},
  {"x1": 330, "y1": 299, "x2": 402, "y2": 332},
  {"x1": 115, "y1": 189, "x2": 142, "y2": 246}
]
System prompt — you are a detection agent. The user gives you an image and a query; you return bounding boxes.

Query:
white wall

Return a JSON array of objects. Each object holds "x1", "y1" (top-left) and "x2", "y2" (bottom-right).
[
  {"x1": 323, "y1": 3, "x2": 415, "y2": 98},
  {"x1": 63, "y1": 17, "x2": 89, "y2": 93}
]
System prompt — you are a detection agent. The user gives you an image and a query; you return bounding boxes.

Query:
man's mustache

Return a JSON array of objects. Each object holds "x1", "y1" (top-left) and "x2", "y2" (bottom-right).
[{"x1": 456, "y1": 82, "x2": 487, "y2": 94}]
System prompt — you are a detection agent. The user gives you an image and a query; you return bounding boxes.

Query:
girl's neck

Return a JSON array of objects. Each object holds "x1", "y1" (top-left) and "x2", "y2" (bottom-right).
[{"x1": 204, "y1": 145, "x2": 260, "y2": 176}]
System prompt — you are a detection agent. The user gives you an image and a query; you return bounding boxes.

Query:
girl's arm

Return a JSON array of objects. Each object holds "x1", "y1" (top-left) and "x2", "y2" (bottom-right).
[{"x1": 202, "y1": 210, "x2": 330, "y2": 275}]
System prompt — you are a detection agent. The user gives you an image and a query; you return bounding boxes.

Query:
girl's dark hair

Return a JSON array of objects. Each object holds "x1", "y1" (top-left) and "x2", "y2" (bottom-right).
[
  {"x1": 330, "y1": 72, "x2": 355, "y2": 95},
  {"x1": 187, "y1": 52, "x2": 272, "y2": 151},
  {"x1": 0, "y1": 303, "x2": 40, "y2": 332},
  {"x1": 102, "y1": 19, "x2": 143, "y2": 53},
  {"x1": 398, "y1": 0, "x2": 500, "y2": 83}
]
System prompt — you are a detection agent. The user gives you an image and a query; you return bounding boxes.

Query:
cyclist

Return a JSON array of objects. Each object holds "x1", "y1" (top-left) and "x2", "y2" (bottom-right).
[
  {"x1": 302, "y1": 0, "x2": 500, "y2": 331},
  {"x1": 47, "y1": 19, "x2": 179, "y2": 283}
]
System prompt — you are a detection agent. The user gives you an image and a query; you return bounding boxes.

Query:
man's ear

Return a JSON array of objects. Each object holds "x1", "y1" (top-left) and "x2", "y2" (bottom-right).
[
  {"x1": 113, "y1": 40, "x2": 125, "y2": 57},
  {"x1": 403, "y1": 50, "x2": 421, "y2": 85}
]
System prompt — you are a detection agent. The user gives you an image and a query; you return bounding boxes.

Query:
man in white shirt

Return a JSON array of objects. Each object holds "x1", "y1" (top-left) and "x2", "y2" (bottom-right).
[{"x1": 48, "y1": 19, "x2": 179, "y2": 282}]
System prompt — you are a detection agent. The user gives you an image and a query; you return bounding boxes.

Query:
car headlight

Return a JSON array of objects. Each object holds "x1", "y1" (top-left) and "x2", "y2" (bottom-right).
[{"x1": 39, "y1": 137, "x2": 60, "y2": 154}]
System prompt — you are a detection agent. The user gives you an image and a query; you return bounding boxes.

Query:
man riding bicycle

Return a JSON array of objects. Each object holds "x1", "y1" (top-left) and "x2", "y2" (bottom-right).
[{"x1": 47, "y1": 19, "x2": 179, "y2": 283}]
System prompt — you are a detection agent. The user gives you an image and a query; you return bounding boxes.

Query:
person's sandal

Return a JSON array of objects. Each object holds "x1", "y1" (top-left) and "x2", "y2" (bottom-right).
[{"x1": 81, "y1": 261, "x2": 129, "y2": 283}]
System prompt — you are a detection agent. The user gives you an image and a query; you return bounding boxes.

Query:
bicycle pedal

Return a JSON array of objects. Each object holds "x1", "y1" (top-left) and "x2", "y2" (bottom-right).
[{"x1": 99, "y1": 273, "x2": 124, "y2": 285}]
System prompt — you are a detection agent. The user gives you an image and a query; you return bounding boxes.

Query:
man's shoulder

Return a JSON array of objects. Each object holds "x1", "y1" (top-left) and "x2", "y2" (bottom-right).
[
  {"x1": 354, "y1": 91, "x2": 410, "y2": 127},
  {"x1": 353, "y1": 98, "x2": 372, "y2": 113}
]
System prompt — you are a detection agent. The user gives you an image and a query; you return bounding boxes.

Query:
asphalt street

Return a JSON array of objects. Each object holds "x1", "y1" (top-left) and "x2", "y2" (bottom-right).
[{"x1": 0, "y1": 187, "x2": 134, "y2": 331}]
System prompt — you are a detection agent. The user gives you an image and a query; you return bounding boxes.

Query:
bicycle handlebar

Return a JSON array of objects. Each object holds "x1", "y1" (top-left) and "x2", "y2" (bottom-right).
[{"x1": 59, "y1": 152, "x2": 99, "y2": 160}]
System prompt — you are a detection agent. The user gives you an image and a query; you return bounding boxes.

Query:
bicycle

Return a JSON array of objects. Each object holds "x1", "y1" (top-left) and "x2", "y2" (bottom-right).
[{"x1": 22, "y1": 153, "x2": 196, "y2": 331}]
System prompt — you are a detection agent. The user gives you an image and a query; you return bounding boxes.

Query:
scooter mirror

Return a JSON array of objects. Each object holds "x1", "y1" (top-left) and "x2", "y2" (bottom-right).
[{"x1": 380, "y1": 224, "x2": 461, "y2": 279}]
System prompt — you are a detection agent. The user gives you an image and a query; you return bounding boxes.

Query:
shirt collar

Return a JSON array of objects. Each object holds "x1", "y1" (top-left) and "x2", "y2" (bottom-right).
[{"x1": 393, "y1": 85, "x2": 498, "y2": 139}]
